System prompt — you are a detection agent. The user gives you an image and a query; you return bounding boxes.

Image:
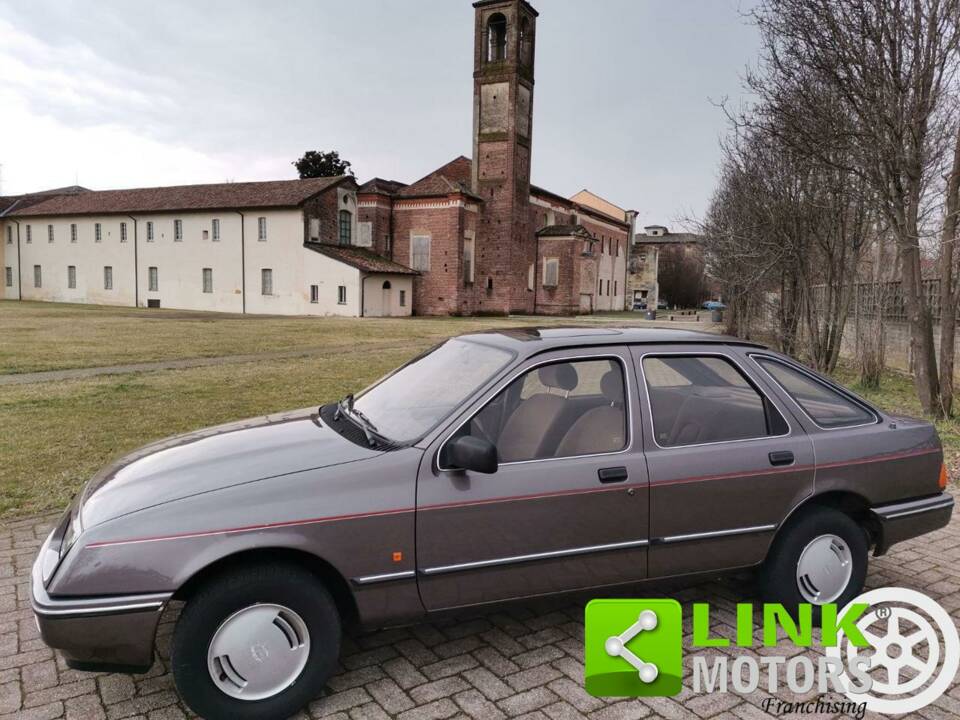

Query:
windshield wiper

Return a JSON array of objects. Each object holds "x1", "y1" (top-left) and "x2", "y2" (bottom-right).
[{"x1": 334, "y1": 394, "x2": 387, "y2": 447}]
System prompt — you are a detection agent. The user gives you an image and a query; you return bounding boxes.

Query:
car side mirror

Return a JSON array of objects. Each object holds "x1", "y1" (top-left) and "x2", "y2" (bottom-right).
[{"x1": 446, "y1": 436, "x2": 498, "y2": 474}]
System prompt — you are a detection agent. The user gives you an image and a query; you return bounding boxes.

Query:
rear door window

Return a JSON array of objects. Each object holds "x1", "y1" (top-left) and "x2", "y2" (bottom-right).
[
  {"x1": 642, "y1": 355, "x2": 788, "y2": 447},
  {"x1": 754, "y1": 357, "x2": 876, "y2": 428}
]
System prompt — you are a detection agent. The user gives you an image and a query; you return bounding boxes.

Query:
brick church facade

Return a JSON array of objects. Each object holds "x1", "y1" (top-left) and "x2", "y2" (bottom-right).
[
  {"x1": 1, "y1": 0, "x2": 634, "y2": 318},
  {"x1": 356, "y1": 0, "x2": 635, "y2": 315}
]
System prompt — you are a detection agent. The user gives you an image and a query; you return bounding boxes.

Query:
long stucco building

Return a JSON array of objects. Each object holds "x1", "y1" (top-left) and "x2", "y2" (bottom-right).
[{"x1": 1, "y1": 0, "x2": 634, "y2": 318}]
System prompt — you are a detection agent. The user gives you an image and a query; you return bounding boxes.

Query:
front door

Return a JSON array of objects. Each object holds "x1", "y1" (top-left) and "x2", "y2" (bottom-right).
[
  {"x1": 416, "y1": 347, "x2": 650, "y2": 611},
  {"x1": 632, "y1": 346, "x2": 814, "y2": 578}
]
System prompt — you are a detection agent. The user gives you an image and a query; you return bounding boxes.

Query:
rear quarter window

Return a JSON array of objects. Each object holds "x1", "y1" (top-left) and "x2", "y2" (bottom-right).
[{"x1": 754, "y1": 357, "x2": 877, "y2": 428}]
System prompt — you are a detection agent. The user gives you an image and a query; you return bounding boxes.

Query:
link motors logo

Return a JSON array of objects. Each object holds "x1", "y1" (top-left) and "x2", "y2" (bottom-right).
[
  {"x1": 826, "y1": 587, "x2": 960, "y2": 714},
  {"x1": 584, "y1": 588, "x2": 959, "y2": 715}
]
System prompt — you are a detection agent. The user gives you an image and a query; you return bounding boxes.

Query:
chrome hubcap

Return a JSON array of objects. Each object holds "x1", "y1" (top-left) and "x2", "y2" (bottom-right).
[
  {"x1": 207, "y1": 603, "x2": 310, "y2": 701},
  {"x1": 796, "y1": 534, "x2": 852, "y2": 604}
]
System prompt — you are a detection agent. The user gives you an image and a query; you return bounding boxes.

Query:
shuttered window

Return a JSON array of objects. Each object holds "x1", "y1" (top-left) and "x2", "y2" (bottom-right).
[
  {"x1": 410, "y1": 235, "x2": 431, "y2": 272},
  {"x1": 202, "y1": 268, "x2": 213, "y2": 293},
  {"x1": 261, "y1": 268, "x2": 273, "y2": 296}
]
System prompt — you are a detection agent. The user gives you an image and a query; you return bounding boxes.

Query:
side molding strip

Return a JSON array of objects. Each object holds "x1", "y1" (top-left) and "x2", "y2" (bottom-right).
[
  {"x1": 420, "y1": 538, "x2": 650, "y2": 576},
  {"x1": 658, "y1": 524, "x2": 777, "y2": 544},
  {"x1": 352, "y1": 570, "x2": 416, "y2": 586}
]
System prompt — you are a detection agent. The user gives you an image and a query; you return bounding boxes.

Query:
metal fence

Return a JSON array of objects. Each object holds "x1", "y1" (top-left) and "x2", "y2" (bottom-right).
[{"x1": 811, "y1": 278, "x2": 944, "y2": 323}]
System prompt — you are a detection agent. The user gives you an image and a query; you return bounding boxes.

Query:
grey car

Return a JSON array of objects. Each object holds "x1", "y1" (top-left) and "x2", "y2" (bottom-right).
[{"x1": 32, "y1": 328, "x2": 953, "y2": 719}]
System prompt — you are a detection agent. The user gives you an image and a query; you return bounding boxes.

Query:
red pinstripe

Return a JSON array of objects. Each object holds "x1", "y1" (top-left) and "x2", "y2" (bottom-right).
[{"x1": 85, "y1": 446, "x2": 940, "y2": 549}]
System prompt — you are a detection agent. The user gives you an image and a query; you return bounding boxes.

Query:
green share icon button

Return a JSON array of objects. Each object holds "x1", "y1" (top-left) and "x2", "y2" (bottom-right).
[{"x1": 584, "y1": 599, "x2": 683, "y2": 697}]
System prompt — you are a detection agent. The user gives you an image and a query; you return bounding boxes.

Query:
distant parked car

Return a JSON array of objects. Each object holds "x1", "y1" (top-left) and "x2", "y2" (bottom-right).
[
  {"x1": 703, "y1": 300, "x2": 727, "y2": 310},
  {"x1": 32, "y1": 328, "x2": 953, "y2": 719},
  {"x1": 632, "y1": 299, "x2": 648, "y2": 311},
  {"x1": 657, "y1": 298, "x2": 669, "y2": 310}
]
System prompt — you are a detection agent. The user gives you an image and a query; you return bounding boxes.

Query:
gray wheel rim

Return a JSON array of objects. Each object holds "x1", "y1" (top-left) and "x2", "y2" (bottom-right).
[
  {"x1": 795, "y1": 533, "x2": 853, "y2": 604},
  {"x1": 207, "y1": 603, "x2": 310, "y2": 701}
]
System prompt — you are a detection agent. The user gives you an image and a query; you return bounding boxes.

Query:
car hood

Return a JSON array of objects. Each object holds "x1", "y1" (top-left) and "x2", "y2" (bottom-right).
[{"x1": 78, "y1": 407, "x2": 380, "y2": 529}]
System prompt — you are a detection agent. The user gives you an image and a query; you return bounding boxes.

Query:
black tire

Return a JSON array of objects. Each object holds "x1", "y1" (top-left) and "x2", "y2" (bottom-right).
[
  {"x1": 760, "y1": 506, "x2": 868, "y2": 617},
  {"x1": 171, "y1": 563, "x2": 340, "y2": 720}
]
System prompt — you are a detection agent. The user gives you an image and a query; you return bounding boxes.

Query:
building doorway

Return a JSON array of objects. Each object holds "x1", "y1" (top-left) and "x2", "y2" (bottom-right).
[{"x1": 382, "y1": 280, "x2": 392, "y2": 315}]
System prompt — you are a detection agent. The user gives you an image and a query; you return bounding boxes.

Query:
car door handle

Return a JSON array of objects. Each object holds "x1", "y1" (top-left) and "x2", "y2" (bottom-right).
[
  {"x1": 768, "y1": 451, "x2": 794, "y2": 467},
  {"x1": 598, "y1": 466, "x2": 628, "y2": 483}
]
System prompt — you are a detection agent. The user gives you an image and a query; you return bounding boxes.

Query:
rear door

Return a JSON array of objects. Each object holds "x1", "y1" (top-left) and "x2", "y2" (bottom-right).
[
  {"x1": 632, "y1": 345, "x2": 814, "y2": 578},
  {"x1": 416, "y1": 346, "x2": 650, "y2": 611}
]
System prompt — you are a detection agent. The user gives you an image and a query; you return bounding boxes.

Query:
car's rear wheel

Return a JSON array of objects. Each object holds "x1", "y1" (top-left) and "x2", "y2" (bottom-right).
[
  {"x1": 760, "y1": 506, "x2": 868, "y2": 615},
  {"x1": 171, "y1": 563, "x2": 340, "y2": 720}
]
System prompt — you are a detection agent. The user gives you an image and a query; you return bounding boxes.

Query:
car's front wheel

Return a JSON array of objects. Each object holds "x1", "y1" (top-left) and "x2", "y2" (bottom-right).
[
  {"x1": 171, "y1": 563, "x2": 341, "y2": 720},
  {"x1": 760, "y1": 506, "x2": 868, "y2": 614}
]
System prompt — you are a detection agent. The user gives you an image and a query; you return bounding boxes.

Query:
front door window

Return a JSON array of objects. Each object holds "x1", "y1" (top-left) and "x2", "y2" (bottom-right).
[{"x1": 446, "y1": 357, "x2": 627, "y2": 464}]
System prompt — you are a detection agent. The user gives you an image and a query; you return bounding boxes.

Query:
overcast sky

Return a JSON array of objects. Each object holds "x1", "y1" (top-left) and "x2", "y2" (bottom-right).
[{"x1": 0, "y1": 0, "x2": 759, "y2": 227}]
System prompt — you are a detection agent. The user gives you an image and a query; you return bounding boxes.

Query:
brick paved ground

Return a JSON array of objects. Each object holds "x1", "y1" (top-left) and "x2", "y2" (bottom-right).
[{"x1": 2, "y1": 493, "x2": 958, "y2": 720}]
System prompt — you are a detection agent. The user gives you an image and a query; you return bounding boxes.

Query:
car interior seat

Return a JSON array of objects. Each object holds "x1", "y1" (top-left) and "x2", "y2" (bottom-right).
[
  {"x1": 554, "y1": 369, "x2": 625, "y2": 457},
  {"x1": 496, "y1": 363, "x2": 578, "y2": 462}
]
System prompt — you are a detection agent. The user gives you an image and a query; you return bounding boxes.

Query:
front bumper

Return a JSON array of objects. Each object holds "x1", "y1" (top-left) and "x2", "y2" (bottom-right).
[
  {"x1": 871, "y1": 492, "x2": 954, "y2": 555},
  {"x1": 31, "y1": 535, "x2": 171, "y2": 673}
]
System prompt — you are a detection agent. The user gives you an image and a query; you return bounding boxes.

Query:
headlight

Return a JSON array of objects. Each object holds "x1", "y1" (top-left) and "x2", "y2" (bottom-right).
[
  {"x1": 61, "y1": 509, "x2": 82, "y2": 558},
  {"x1": 40, "y1": 532, "x2": 60, "y2": 585}
]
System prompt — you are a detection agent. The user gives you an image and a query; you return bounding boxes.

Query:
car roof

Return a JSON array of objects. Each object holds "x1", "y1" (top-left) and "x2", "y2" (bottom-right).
[{"x1": 457, "y1": 326, "x2": 767, "y2": 353}]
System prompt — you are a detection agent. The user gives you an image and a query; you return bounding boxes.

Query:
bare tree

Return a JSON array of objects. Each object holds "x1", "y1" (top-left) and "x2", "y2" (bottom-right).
[
  {"x1": 938, "y1": 124, "x2": 960, "y2": 414},
  {"x1": 747, "y1": 0, "x2": 960, "y2": 415}
]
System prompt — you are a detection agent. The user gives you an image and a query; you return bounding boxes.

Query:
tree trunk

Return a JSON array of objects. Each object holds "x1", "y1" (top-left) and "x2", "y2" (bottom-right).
[{"x1": 938, "y1": 125, "x2": 960, "y2": 416}]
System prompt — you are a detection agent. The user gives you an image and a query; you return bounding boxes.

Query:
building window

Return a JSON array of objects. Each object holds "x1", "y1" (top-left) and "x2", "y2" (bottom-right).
[
  {"x1": 519, "y1": 15, "x2": 533, "y2": 65},
  {"x1": 70, "y1": 224, "x2": 77, "y2": 243},
  {"x1": 358, "y1": 220, "x2": 372, "y2": 247},
  {"x1": 47, "y1": 224, "x2": 54, "y2": 243},
  {"x1": 614, "y1": 280, "x2": 618, "y2": 296},
  {"x1": 33, "y1": 264, "x2": 41, "y2": 288},
  {"x1": 67, "y1": 266, "x2": 76, "y2": 289},
  {"x1": 337, "y1": 285, "x2": 347, "y2": 304},
  {"x1": 26, "y1": 225, "x2": 32, "y2": 243},
  {"x1": 5, "y1": 267, "x2": 12, "y2": 287},
  {"x1": 202, "y1": 268, "x2": 213, "y2": 293},
  {"x1": 598, "y1": 277, "x2": 603, "y2": 295},
  {"x1": 104, "y1": 266, "x2": 113, "y2": 290},
  {"x1": 463, "y1": 236, "x2": 475, "y2": 284},
  {"x1": 146, "y1": 221, "x2": 154, "y2": 242},
  {"x1": 174, "y1": 219, "x2": 183, "y2": 241},
  {"x1": 399, "y1": 289, "x2": 406, "y2": 307},
  {"x1": 487, "y1": 12, "x2": 507, "y2": 62},
  {"x1": 309, "y1": 218, "x2": 320, "y2": 242},
  {"x1": 94, "y1": 223, "x2": 102, "y2": 243},
  {"x1": 120, "y1": 222, "x2": 127, "y2": 243},
  {"x1": 606, "y1": 279, "x2": 611, "y2": 296},
  {"x1": 527, "y1": 263, "x2": 534, "y2": 291},
  {"x1": 543, "y1": 258, "x2": 559, "y2": 287},
  {"x1": 261, "y1": 268, "x2": 273, "y2": 295},
  {"x1": 338, "y1": 210, "x2": 352, "y2": 245},
  {"x1": 310, "y1": 284, "x2": 319, "y2": 303},
  {"x1": 202, "y1": 229, "x2": 209, "y2": 240},
  {"x1": 5, "y1": 227, "x2": 11, "y2": 244},
  {"x1": 212, "y1": 219, "x2": 220, "y2": 241},
  {"x1": 148, "y1": 266, "x2": 158, "y2": 292},
  {"x1": 410, "y1": 234, "x2": 431, "y2": 272},
  {"x1": 258, "y1": 217, "x2": 267, "y2": 241}
]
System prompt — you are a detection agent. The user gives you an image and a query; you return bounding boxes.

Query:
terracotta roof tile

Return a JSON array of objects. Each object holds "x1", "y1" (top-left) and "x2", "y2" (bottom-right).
[
  {"x1": 399, "y1": 156, "x2": 481, "y2": 199},
  {"x1": 9, "y1": 178, "x2": 348, "y2": 217},
  {"x1": 304, "y1": 243, "x2": 418, "y2": 275}
]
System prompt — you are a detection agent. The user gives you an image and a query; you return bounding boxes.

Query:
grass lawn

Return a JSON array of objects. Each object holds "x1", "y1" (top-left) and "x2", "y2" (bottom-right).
[
  {"x1": 0, "y1": 300, "x2": 954, "y2": 518},
  {"x1": 0, "y1": 300, "x2": 600, "y2": 375}
]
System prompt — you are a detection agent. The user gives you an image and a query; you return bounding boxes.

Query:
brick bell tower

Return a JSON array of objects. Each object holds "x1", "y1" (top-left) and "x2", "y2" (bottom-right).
[{"x1": 471, "y1": 0, "x2": 538, "y2": 314}]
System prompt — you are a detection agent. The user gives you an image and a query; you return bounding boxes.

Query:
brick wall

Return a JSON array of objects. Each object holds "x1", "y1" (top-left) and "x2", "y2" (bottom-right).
[
  {"x1": 301, "y1": 188, "x2": 344, "y2": 246},
  {"x1": 392, "y1": 201, "x2": 464, "y2": 315},
  {"x1": 358, "y1": 195, "x2": 394, "y2": 258}
]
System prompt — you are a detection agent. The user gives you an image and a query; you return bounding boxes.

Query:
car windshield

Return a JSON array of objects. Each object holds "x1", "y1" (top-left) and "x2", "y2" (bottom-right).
[{"x1": 352, "y1": 338, "x2": 514, "y2": 443}]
